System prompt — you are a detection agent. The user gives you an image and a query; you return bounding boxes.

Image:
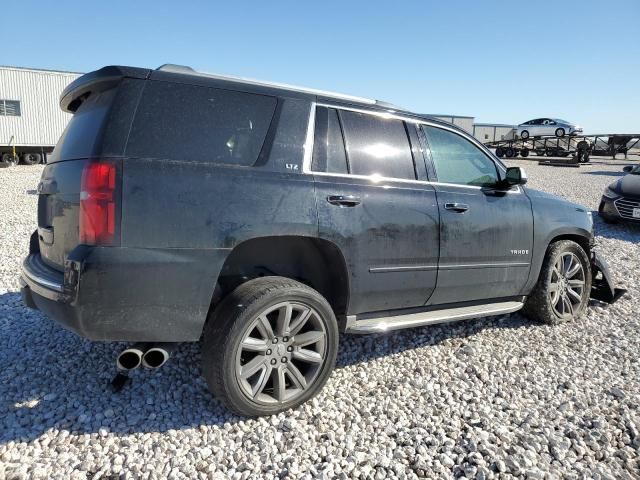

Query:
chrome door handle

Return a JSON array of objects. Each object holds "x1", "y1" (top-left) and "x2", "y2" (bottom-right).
[
  {"x1": 444, "y1": 202, "x2": 469, "y2": 213},
  {"x1": 327, "y1": 195, "x2": 361, "y2": 207}
]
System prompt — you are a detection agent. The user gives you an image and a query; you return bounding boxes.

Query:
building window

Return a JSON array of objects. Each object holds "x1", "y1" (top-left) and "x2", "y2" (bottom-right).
[
  {"x1": 0, "y1": 100, "x2": 21, "y2": 116},
  {"x1": 484, "y1": 134, "x2": 489, "y2": 139}
]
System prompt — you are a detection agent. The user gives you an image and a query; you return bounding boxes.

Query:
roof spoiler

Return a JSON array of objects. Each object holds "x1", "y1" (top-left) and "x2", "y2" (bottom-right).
[{"x1": 60, "y1": 65, "x2": 150, "y2": 113}]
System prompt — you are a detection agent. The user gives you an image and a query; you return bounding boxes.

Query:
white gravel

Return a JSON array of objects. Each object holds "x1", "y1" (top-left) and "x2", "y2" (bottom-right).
[{"x1": 1, "y1": 158, "x2": 639, "y2": 479}]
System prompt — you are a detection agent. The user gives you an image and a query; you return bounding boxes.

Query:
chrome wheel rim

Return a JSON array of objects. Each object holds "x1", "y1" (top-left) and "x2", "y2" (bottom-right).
[
  {"x1": 235, "y1": 301, "x2": 327, "y2": 405},
  {"x1": 549, "y1": 252, "x2": 585, "y2": 318}
]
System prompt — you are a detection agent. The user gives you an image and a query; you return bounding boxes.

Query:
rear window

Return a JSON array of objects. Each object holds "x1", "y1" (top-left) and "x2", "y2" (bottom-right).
[
  {"x1": 49, "y1": 88, "x2": 116, "y2": 162},
  {"x1": 126, "y1": 81, "x2": 277, "y2": 166}
]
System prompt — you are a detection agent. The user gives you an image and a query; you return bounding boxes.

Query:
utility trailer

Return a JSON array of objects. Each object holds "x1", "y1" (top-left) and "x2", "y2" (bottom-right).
[
  {"x1": 0, "y1": 66, "x2": 80, "y2": 167},
  {"x1": 485, "y1": 134, "x2": 640, "y2": 164}
]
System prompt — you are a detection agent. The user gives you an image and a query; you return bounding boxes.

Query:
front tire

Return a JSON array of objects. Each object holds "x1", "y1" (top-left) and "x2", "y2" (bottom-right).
[
  {"x1": 523, "y1": 240, "x2": 592, "y2": 325},
  {"x1": 555, "y1": 128, "x2": 565, "y2": 137},
  {"x1": 202, "y1": 276, "x2": 339, "y2": 416}
]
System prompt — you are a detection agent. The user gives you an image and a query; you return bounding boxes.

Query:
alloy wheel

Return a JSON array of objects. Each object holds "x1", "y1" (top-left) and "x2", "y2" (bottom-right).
[
  {"x1": 234, "y1": 301, "x2": 327, "y2": 405},
  {"x1": 549, "y1": 252, "x2": 586, "y2": 318}
]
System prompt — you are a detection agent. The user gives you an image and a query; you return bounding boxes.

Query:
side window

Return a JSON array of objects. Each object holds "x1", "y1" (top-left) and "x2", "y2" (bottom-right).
[
  {"x1": 340, "y1": 110, "x2": 415, "y2": 180},
  {"x1": 126, "y1": 81, "x2": 277, "y2": 166},
  {"x1": 312, "y1": 107, "x2": 348, "y2": 174},
  {"x1": 422, "y1": 125, "x2": 499, "y2": 187}
]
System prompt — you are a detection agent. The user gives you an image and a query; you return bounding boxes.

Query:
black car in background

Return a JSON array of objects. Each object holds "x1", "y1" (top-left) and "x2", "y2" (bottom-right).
[{"x1": 599, "y1": 165, "x2": 640, "y2": 223}]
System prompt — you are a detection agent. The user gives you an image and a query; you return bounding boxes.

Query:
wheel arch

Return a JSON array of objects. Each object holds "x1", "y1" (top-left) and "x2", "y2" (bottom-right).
[
  {"x1": 521, "y1": 228, "x2": 593, "y2": 296},
  {"x1": 210, "y1": 235, "x2": 350, "y2": 320},
  {"x1": 547, "y1": 233, "x2": 592, "y2": 257}
]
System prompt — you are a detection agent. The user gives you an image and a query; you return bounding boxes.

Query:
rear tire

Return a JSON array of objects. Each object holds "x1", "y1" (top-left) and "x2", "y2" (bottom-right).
[
  {"x1": 0, "y1": 153, "x2": 12, "y2": 167},
  {"x1": 505, "y1": 147, "x2": 516, "y2": 158},
  {"x1": 521, "y1": 130, "x2": 530, "y2": 139},
  {"x1": 21, "y1": 153, "x2": 41, "y2": 165},
  {"x1": 495, "y1": 146, "x2": 505, "y2": 158},
  {"x1": 520, "y1": 148, "x2": 530, "y2": 158},
  {"x1": 523, "y1": 240, "x2": 591, "y2": 325},
  {"x1": 201, "y1": 276, "x2": 339, "y2": 417}
]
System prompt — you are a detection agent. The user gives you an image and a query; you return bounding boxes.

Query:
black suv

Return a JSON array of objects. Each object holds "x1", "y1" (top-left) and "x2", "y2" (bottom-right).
[{"x1": 21, "y1": 65, "x2": 622, "y2": 416}]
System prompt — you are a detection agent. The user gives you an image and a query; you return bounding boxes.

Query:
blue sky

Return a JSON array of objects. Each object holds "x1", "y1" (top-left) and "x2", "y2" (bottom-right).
[{"x1": 6, "y1": 0, "x2": 639, "y2": 132}]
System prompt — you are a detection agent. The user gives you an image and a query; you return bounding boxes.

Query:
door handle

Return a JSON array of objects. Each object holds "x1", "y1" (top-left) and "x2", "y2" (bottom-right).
[
  {"x1": 444, "y1": 202, "x2": 469, "y2": 213},
  {"x1": 327, "y1": 195, "x2": 361, "y2": 207}
]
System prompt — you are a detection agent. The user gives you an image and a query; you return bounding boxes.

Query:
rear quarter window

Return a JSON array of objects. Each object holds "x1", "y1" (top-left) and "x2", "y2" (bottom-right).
[
  {"x1": 126, "y1": 81, "x2": 277, "y2": 166},
  {"x1": 49, "y1": 88, "x2": 116, "y2": 162}
]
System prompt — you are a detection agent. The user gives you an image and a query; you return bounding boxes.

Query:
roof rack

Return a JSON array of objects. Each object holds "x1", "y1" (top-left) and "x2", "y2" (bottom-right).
[{"x1": 156, "y1": 64, "x2": 386, "y2": 106}]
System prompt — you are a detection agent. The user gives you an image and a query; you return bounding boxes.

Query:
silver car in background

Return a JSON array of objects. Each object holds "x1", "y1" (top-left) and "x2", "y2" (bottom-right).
[{"x1": 516, "y1": 118, "x2": 583, "y2": 139}]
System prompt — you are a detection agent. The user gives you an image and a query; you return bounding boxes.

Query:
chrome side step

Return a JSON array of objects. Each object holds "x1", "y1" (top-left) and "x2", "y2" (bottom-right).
[{"x1": 345, "y1": 301, "x2": 524, "y2": 334}]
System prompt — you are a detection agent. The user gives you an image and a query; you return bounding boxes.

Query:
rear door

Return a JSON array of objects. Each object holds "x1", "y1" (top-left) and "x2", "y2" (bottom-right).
[
  {"x1": 419, "y1": 124, "x2": 534, "y2": 305},
  {"x1": 312, "y1": 106, "x2": 440, "y2": 314}
]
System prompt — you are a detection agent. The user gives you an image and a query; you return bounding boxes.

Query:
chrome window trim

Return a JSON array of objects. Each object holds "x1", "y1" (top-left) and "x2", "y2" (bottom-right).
[{"x1": 302, "y1": 101, "x2": 514, "y2": 192}]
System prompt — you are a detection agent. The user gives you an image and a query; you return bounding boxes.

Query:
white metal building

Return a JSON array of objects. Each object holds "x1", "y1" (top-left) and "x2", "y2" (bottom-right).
[
  {"x1": 472, "y1": 123, "x2": 516, "y2": 143},
  {"x1": 0, "y1": 66, "x2": 80, "y2": 161},
  {"x1": 427, "y1": 114, "x2": 475, "y2": 133}
]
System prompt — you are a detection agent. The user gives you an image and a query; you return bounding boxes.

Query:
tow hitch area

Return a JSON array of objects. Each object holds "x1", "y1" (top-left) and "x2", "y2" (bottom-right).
[{"x1": 590, "y1": 252, "x2": 626, "y2": 304}]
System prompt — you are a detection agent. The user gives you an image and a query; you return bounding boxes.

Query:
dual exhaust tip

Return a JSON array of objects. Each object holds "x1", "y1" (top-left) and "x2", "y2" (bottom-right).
[{"x1": 116, "y1": 343, "x2": 173, "y2": 371}]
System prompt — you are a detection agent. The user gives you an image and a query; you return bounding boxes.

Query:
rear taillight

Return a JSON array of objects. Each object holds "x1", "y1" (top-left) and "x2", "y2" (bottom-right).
[{"x1": 80, "y1": 161, "x2": 117, "y2": 245}]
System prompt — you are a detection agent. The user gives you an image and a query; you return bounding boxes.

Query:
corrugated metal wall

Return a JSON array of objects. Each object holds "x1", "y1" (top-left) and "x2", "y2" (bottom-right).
[
  {"x1": 0, "y1": 67, "x2": 80, "y2": 147},
  {"x1": 472, "y1": 124, "x2": 516, "y2": 143},
  {"x1": 429, "y1": 115, "x2": 475, "y2": 133}
]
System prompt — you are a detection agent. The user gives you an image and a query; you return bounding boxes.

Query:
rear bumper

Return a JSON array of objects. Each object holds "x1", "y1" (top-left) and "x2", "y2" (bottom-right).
[
  {"x1": 590, "y1": 251, "x2": 626, "y2": 303},
  {"x1": 21, "y1": 235, "x2": 229, "y2": 342}
]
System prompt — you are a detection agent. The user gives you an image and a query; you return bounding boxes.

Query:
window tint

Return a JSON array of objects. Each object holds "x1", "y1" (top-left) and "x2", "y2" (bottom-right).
[
  {"x1": 422, "y1": 125, "x2": 499, "y2": 187},
  {"x1": 50, "y1": 88, "x2": 116, "y2": 162},
  {"x1": 312, "y1": 107, "x2": 348, "y2": 174},
  {"x1": 127, "y1": 81, "x2": 277, "y2": 166},
  {"x1": 0, "y1": 100, "x2": 21, "y2": 116},
  {"x1": 340, "y1": 110, "x2": 415, "y2": 180}
]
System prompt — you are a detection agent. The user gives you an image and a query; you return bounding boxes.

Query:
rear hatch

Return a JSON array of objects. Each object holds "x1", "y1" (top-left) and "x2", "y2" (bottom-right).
[{"x1": 37, "y1": 67, "x2": 147, "y2": 271}]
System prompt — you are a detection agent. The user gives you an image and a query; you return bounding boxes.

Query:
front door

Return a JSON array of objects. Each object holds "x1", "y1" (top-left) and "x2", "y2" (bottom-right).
[
  {"x1": 311, "y1": 106, "x2": 440, "y2": 314},
  {"x1": 419, "y1": 124, "x2": 534, "y2": 305}
]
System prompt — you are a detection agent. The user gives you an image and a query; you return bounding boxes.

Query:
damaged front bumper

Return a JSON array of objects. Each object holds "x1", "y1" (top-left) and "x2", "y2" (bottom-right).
[{"x1": 590, "y1": 250, "x2": 626, "y2": 303}]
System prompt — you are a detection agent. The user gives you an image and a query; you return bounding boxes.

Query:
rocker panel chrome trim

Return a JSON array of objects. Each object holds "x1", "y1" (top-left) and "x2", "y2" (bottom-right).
[{"x1": 345, "y1": 301, "x2": 524, "y2": 334}]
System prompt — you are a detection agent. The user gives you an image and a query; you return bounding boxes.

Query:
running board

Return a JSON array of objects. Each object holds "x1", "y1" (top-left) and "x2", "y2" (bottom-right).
[{"x1": 345, "y1": 301, "x2": 524, "y2": 334}]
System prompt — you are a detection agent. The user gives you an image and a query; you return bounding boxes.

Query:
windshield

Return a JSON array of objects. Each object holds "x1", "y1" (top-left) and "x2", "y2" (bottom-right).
[
  {"x1": 629, "y1": 165, "x2": 640, "y2": 174},
  {"x1": 554, "y1": 119, "x2": 571, "y2": 124}
]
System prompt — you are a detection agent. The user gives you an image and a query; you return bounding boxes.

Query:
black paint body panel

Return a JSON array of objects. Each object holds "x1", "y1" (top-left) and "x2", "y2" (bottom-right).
[{"x1": 22, "y1": 65, "x2": 605, "y2": 341}]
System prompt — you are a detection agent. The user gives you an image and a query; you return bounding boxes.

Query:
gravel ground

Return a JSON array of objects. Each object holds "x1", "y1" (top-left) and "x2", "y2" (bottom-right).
[{"x1": 1, "y1": 158, "x2": 639, "y2": 480}]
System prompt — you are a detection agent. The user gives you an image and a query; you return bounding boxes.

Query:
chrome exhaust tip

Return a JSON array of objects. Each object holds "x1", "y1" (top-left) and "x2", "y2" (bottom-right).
[
  {"x1": 116, "y1": 343, "x2": 147, "y2": 371},
  {"x1": 141, "y1": 344, "x2": 173, "y2": 370}
]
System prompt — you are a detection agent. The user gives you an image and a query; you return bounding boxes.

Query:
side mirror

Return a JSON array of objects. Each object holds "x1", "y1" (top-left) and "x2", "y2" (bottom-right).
[
  {"x1": 502, "y1": 166, "x2": 528, "y2": 187},
  {"x1": 623, "y1": 165, "x2": 633, "y2": 173}
]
